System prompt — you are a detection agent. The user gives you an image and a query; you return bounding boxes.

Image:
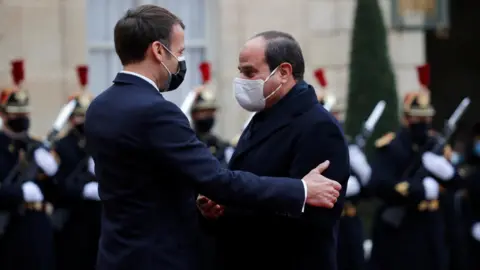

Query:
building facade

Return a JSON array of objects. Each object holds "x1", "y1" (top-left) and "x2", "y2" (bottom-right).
[{"x1": 0, "y1": 0, "x2": 425, "y2": 139}]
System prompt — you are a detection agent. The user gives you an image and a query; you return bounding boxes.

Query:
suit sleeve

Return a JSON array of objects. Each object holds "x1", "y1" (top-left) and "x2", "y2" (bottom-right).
[
  {"x1": 289, "y1": 121, "x2": 350, "y2": 221},
  {"x1": 369, "y1": 148, "x2": 427, "y2": 206},
  {"x1": 146, "y1": 101, "x2": 305, "y2": 217}
]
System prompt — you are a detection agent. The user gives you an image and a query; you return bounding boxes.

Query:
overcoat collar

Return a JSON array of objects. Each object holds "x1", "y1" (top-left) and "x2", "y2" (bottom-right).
[{"x1": 230, "y1": 80, "x2": 318, "y2": 163}]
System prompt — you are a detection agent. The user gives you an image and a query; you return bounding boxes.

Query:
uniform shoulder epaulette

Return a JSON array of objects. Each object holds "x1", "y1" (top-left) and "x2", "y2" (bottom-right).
[{"x1": 375, "y1": 132, "x2": 395, "y2": 148}]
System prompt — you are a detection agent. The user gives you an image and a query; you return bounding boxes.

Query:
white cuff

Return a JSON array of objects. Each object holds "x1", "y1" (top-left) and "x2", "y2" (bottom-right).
[
  {"x1": 422, "y1": 177, "x2": 439, "y2": 200},
  {"x1": 301, "y1": 179, "x2": 307, "y2": 213}
]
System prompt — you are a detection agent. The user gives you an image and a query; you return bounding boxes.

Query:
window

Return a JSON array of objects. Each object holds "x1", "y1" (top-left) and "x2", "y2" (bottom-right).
[{"x1": 86, "y1": 0, "x2": 209, "y2": 106}]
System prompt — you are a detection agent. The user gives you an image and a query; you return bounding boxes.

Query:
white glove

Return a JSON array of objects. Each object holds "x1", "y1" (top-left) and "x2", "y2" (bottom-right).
[
  {"x1": 88, "y1": 157, "x2": 95, "y2": 175},
  {"x1": 422, "y1": 152, "x2": 455, "y2": 181},
  {"x1": 33, "y1": 148, "x2": 59, "y2": 177},
  {"x1": 82, "y1": 182, "x2": 100, "y2": 201},
  {"x1": 346, "y1": 176, "x2": 361, "y2": 197},
  {"x1": 472, "y1": 222, "x2": 480, "y2": 242},
  {"x1": 224, "y1": 146, "x2": 235, "y2": 164},
  {"x1": 348, "y1": 145, "x2": 371, "y2": 185},
  {"x1": 21, "y1": 181, "x2": 44, "y2": 202},
  {"x1": 422, "y1": 177, "x2": 440, "y2": 200}
]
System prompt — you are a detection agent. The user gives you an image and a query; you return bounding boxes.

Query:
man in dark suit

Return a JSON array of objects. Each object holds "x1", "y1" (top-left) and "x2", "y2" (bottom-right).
[
  {"x1": 197, "y1": 31, "x2": 350, "y2": 270},
  {"x1": 84, "y1": 5, "x2": 343, "y2": 270}
]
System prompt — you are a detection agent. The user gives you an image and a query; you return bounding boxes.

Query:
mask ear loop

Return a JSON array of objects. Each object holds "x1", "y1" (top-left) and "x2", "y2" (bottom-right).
[
  {"x1": 263, "y1": 66, "x2": 283, "y2": 100},
  {"x1": 160, "y1": 43, "x2": 183, "y2": 74}
]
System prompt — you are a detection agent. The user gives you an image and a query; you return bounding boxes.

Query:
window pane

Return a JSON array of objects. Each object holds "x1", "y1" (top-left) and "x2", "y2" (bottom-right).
[
  {"x1": 88, "y1": 50, "x2": 109, "y2": 96},
  {"x1": 87, "y1": 0, "x2": 108, "y2": 42},
  {"x1": 184, "y1": 0, "x2": 205, "y2": 40},
  {"x1": 108, "y1": 50, "x2": 123, "y2": 84}
]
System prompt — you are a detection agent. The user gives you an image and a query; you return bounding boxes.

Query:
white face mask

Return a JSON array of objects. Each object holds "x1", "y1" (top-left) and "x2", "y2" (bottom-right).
[{"x1": 233, "y1": 67, "x2": 283, "y2": 112}]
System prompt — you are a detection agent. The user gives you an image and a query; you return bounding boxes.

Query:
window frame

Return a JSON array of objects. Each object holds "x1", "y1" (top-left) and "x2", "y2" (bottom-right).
[{"x1": 86, "y1": 0, "x2": 216, "y2": 103}]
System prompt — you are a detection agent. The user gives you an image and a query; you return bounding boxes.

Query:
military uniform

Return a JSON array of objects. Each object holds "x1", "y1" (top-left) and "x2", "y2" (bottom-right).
[
  {"x1": 191, "y1": 89, "x2": 231, "y2": 167},
  {"x1": 453, "y1": 123, "x2": 480, "y2": 270},
  {"x1": 368, "y1": 90, "x2": 456, "y2": 270},
  {"x1": 0, "y1": 60, "x2": 56, "y2": 270},
  {"x1": 53, "y1": 67, "x2": 101, "y2": 270},
  {"x1": 337, "y1": 149, "x2": 369, "y2": 270},
  {"x1": 318, "y1": 94, "x2": 367, "y2": 270}
]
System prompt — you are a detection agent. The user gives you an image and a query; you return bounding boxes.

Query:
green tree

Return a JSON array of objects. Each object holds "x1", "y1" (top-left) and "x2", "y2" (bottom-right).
[
  {"x1": 345, "y1": 0, "x2": 400, "y2": 238},
  {"x1": 345, "y1": 0, "x2": 400, "y2": 157}
]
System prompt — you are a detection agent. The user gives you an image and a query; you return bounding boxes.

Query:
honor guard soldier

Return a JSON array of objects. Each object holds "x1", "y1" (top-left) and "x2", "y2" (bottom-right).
[
  {"x1": 50, "y1": 65, "x2": 100, "y2": 270},
  {"x1": 189, "y1": 62, "x2": 230, "y2": 167},
  {"x1": 0, "y1": 59, "x2": 57, "y2": 270},
  {"x1": 314, "y1": 68, "x2": 337, "y2": 112},
  {"x1": 368, "y1": 65, "x2": 458, "y2": 270},
  {"x1": 452, "y1": 123, "x2": 480, "y2": 269},
  {"x1": 317, "y1": 92, "x2": 369, "y2": 270}
]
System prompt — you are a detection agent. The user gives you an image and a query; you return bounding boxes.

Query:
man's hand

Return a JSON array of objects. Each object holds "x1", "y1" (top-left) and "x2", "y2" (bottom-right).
[
  {"x1": 196, "y1": 195, "x2": 224, "y2": 219},
  {"x1": 303, "y1": 161, "x2": 342, "y2": 208}
]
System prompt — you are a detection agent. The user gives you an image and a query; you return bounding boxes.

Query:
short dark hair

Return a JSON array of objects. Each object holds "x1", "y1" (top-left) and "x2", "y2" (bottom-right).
[
  {"x1": 253, "y1": 31, "x2": 305, "y2": 80},
  {"x1": 114, "y1": 5, "x2": 185, "y2": 65}
]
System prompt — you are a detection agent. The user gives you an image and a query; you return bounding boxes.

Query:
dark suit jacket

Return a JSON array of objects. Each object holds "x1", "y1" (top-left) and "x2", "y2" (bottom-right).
[
  {"x1": 214, "y1": 81, "x2": 350, "y2": 270},
  {"x1": 84, "y1": 72, "x2": 306, "y2": 270}
]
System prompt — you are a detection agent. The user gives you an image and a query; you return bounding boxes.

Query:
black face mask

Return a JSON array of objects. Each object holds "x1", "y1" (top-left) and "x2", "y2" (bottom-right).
[
  {"x1": 167, "y1": 59, "x2": 187, "y2": 91},
  {"x1": 75, "y1": 123, "x2": 85, "y2": 134},
  {"x1": 159, "y1": 48, "x2": 187, "y2": 91},
  {"x1": 7, "y1": 117, "x2": 30, "y2": 133},
  {"x1": 194, "y1": 117, "x2": 215, "y2": 134},
  {"x1": 409, "y1": 122, "x2": 429, "y2": 145}
]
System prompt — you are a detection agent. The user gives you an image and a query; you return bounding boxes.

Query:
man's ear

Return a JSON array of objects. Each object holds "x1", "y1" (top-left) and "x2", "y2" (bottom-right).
[
  {"x1": 151, "y1": 41, "x2": 164, "y2": 62},
  {"x1": 279, "y1": 63, "x2": 293, "y2": 81}
]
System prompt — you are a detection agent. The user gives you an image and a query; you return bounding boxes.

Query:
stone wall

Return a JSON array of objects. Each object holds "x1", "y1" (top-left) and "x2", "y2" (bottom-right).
[{"x1": 0, "y1": 0, "x2": 87, "y2": 136}]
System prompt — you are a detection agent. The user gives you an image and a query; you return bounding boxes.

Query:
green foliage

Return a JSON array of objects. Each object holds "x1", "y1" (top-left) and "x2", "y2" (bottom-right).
[{"x1": 345, "y1": 0, "x2": 400, "y2": 158}]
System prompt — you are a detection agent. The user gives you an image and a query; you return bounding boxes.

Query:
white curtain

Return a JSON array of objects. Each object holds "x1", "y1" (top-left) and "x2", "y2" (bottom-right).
[{"x1": 86, "y1": 0, "x2": 207, "y2": 106}]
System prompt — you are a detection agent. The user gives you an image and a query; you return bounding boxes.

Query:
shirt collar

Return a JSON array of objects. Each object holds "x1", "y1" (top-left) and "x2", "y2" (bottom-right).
[{"x1": 120, "y1": 71, "x2": 159, "y2": 92}]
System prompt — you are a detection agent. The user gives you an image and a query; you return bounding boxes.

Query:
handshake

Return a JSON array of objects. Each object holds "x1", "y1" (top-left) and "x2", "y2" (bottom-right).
[{"x1": 197, "y1": 160, "x2": 342, "y2": 219}]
